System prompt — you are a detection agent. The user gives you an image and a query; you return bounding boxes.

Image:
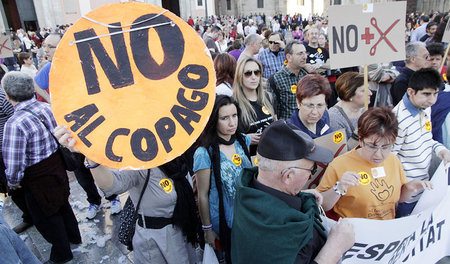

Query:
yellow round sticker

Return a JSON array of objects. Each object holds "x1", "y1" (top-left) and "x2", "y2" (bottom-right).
[
  {"x1": 291, "y1": 85, "x2": 297, "y2": 94},
  {"x1": 50, "y1": 2, "x2": 216, "y2": 169},
  {"x1": 261, "y1": 106, "x2": 270, "y2": 115},
  {"x1": 317, "y1": 48, "x2": 322, "y2": 53},
  {"x1": 232, "y1": 154, "x2": 242, "y2": 166},
  {"x1": 358, "y1": 171, "x2": 371, "y2": 185},
  {"x1": 159, "y1": 179, "x2": 173, "y2": 193},
  {"x1": 424, "y1": 121, "x2": 432, "y2": 132},
  {"x1": 333, "y1": 131, "x2": 344, "y2": 144}
]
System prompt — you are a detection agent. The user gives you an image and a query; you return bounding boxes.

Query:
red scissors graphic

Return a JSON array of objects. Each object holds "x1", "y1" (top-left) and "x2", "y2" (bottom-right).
[
  {"x1": 0, "y1": 38, "x2": 11, "y2": 54},
  {"x1": 369, "y1": 17, "x2": 400, "y2": 56}
]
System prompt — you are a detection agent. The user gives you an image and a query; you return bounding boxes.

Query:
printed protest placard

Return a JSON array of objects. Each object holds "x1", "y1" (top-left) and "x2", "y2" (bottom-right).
[
  {"x1": 0, "y1": 34, "x2": 13, "y2": 58},
  {"x1": 328, "y1": 2, "x2": 406, "y2": 69},
  {"x1": 50, "y1": 2, "x2": 216, "y2": 169},
  {"x1": 302, "y1": 129, "x2": 348, "y2": 189},
  {"x1": 442, "y1": 19, "x2": 450, "y2": 43}
]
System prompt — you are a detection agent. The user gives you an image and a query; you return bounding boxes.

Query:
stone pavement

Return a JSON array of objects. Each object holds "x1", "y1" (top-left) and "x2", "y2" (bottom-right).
[{"x1": 2, "y1": 171, "x2": 133, "y2": 264}]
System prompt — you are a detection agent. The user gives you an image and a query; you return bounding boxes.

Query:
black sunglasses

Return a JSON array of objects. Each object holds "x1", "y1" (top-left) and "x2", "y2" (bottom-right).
[
  {"x1": 268, "y1": 41, "x2": 280, "y2": 45},
  {"x1": 244, "y1": 70, "x2": 261, "y2": 77}
]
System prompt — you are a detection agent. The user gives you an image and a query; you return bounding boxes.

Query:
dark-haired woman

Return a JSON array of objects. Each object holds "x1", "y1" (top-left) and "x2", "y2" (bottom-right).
[
  {"x1": 329, "y1": 72, "x2": 371, "y2": 149},
  {"x1": 214, "y1": 53, "x2": 236, "y2": 96},
  {"x1": 18, "y1": 52, "x2": 37, "y2": 78},
  {"x1": 54, "y1": 126, "x2": 201, "y2": 264},
  {"x1": 288, "y1": 74, "x2": 332, "y2": 138},
  {"x1": 194, "y1": 95, "x2": 251, "y2": 262},
  {"x1": 317, "y1": 107, "x2": 432, "y2": 220}
]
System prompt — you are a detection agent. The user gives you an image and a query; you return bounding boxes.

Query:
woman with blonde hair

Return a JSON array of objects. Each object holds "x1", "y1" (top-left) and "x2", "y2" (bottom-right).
[{"x1": 233, "y1": 56, "x2": 275, "y2": 155}]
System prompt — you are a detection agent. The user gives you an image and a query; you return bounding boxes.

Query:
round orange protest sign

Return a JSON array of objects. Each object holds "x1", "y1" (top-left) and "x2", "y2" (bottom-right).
[{"x1": 50, "y1": 2, "x2": 215, "y2": 169}]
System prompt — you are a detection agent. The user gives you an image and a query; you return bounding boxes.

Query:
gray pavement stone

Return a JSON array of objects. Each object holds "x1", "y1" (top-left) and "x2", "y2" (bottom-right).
[{"x1": 2, "y1": 172, "x2": 133, "y2": 263}]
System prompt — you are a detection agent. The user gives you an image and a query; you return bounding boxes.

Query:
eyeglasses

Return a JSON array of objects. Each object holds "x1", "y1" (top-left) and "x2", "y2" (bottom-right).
[
  {"x1": 281, "y1": 163, "x2": 317, "y2": 176},
  {"x1": 300, "y1": 103, "x2": 326, "y2": 111},
  {"x1": 362, "y1": 140, "x2": 393, "y2": 152},
  {"x1": 268, "y1": 41, "x2": 280, "y2": 45},
  {"x1": 243, "y1": 70, "x2": 261, "y2": 77}
]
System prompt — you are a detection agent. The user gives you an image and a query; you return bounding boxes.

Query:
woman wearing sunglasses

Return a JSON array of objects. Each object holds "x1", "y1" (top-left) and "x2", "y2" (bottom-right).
[
  {"x1": 232, "y1": 57, "x2": 275, "y2": 155},
  {"x1": 287, "y1": 74, "x2": 332, "y2": 139},
  {"x1": 316, "y1": 107, "x2": 432, "y2": 220}
]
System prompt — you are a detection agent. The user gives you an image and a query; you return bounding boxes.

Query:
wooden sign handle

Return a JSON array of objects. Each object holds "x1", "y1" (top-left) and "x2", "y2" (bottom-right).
[{"x1": 364, "y1": 64, "x2": 369, "y2": 110}]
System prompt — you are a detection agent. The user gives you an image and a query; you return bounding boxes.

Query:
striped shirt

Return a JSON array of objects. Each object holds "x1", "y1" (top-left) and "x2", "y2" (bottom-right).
[
  {"x1": 258, "y1": 48, "x2": 286, "y2": 79},
  {"x1": 0, "y1": 91, "x2": 14, "y2": 150},
  {"x1": 392, "y1": 94, "x2": 446, "y2": 202},
  {"x1": 2, "y1": 98, "x2": 58, "y2": 187}
]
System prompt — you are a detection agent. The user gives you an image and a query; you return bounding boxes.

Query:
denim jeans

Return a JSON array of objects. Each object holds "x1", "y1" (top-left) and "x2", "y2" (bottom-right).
[
  {"x1": 74, "y1": 162, "x2": 117, "y2": 205},
  {"x1": 0, "y1": 213, "x2": 40, "y2": 264}
]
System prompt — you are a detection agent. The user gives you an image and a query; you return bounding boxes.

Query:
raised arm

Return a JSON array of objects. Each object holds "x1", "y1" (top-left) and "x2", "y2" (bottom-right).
[{"x1": 53, "y1": 125, "x2": 114, "y2": 189}]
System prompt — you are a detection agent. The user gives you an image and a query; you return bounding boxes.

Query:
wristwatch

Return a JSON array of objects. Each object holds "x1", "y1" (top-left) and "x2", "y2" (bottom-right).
[
  {"x1": 84, "y1": 159, "x2": 100, "y2": 169},
  {"x1": 333, "y1": 181, "x2": 347, "y2": 196}
]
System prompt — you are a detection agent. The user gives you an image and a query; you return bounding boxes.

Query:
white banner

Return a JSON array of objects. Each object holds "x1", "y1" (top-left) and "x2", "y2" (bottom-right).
[{"x1": 341, "y1": 162, "x2": 450, "y2": 264}]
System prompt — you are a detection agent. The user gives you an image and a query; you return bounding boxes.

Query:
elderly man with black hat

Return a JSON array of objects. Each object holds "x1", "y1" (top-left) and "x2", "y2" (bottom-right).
[{"x1": 231, "y1": 120, "x2": 354, "y2": 264}]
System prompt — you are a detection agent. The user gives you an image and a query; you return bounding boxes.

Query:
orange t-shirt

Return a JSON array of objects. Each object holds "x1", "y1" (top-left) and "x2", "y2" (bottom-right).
[{"x1": 316, "y1": 149, "x2": 408, "y2": 220}]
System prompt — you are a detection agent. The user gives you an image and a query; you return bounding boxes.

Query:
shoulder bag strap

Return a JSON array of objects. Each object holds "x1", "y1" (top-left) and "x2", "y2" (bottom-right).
[
  {"x1": 134, "y1": 169, "x2": 151, "y2": 216},
  {"x1": 334, "y1": 106, "x2": 356, "y2": 132},
  {"x1": 20, "y1": 108, "x2": 61, "y2": 145}
]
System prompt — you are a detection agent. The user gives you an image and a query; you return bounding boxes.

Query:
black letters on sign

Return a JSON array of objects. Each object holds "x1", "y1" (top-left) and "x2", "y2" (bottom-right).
[
  {"x1": 170, "y1": 105, "x2": 201, "y2": 135},
  {"x1": 105, "y1": 128, "x2": 130, "y2": 162},
  {"x1": 74, "y1": 23, "x2": 134, "y2": 95},
  {"x1": 155, "y1": 117, "x2": 176, "y2": 153},
  {"x1": 332, "y1": 26, "x2": 344, "y2": 54},
  {"x1": 130, "y1": 14, "x2": 185, "y2": 80},
  {"x1": 346, "y1": 25, "x2": 358, "y2": 52},
  {"x1": 177, "y1": 64, "x2": 209, "y2": 89},
  {"x1": 64, "y1": 103, "x2": 99, "y2": 132},
  {"x1": 176, "y1": 88, "x2": 209, "y2": 111},
  {"x1": 130, "y1": 129, "x2": 158, "y2": 161}
]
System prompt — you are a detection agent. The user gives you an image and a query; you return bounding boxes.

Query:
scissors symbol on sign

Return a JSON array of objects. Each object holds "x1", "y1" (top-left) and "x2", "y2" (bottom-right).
[
  {"x1": 369, "y1": 17, "x2": 400, "y2": 56},
  {"x1": 0, "y1": 39, "x2": 11, "y2": 54}
]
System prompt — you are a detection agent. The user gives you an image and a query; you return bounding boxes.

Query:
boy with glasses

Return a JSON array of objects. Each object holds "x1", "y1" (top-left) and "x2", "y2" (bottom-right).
[{"x1": 393, "y1": 68, "x2": 450, "y2": 217}]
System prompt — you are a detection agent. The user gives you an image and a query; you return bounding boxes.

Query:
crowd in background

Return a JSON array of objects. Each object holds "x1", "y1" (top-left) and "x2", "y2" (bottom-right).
[{"x1": 0, "y1": 8, "x2": 449, "y2": 264}]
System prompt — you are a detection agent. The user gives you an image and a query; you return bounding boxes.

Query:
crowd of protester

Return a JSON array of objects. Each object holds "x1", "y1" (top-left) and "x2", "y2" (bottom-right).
[{"x1": 0, "y1": 8, "x2": 449, "y2": 264}]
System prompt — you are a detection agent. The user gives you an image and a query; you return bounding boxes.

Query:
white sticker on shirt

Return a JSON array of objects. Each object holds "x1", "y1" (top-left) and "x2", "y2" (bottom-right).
[{"x1": 371, "y1": 167, "x2": 386, "y2": 178}]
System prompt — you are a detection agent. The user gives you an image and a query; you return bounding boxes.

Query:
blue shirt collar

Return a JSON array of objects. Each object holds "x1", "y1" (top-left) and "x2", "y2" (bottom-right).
[{"x1": 402, "y1": 93, "x2": 421, "y2": 117}]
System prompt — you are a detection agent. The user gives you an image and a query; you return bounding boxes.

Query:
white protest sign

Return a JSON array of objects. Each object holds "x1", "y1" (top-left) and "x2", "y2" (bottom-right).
[
  {"x1": 340, "y1": 163, "x2": 450, "y2": 264},
  {"x1": 302, "y1": 129, "x2": 347, "y2": 189},
  {"x1": 442, "y1": 19, "x2": 450, "y2": 43},
  {"x1": 412, "y1": 162, "x2": 449, "y2": 214},
  {"x1": 328, "y1": 2, "x2": 406, "y2": 69},
  {"x1": 0, "y1": 35, "x2": 13, "y2": 58}
]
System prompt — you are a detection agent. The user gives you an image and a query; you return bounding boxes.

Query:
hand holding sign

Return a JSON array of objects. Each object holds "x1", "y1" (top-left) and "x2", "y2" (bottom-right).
[{"x1": 50, "y1": 2, "x2": 215, "y2": 169}]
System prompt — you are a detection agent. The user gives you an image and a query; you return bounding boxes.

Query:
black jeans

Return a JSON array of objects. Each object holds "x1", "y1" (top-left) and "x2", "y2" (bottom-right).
[
  {"x1": 24, "y1": 186, "x2": 81, "y2": 262},
  {"x1": 73, "y1": 163, "x2": 117, "y2": 205}
]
